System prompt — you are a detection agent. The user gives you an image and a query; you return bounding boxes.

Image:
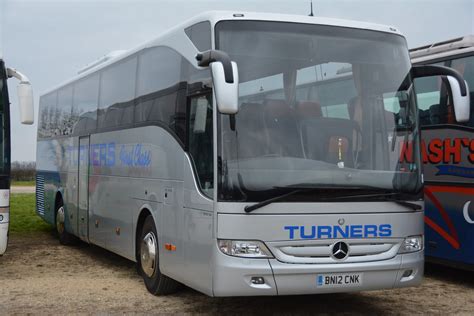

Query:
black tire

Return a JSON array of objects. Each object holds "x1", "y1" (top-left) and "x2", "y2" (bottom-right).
[
  {"x1": 137, "y1": 215, "x2": 181, "y2": 295},
  {"x1": 55, "y1": 199, "x2": 77, "y2": 245}
]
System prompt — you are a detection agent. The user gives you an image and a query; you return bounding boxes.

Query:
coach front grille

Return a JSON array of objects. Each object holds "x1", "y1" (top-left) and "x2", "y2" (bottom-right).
[{"x1": 267, "y1": 239, "x2": 403, "y2": 264}]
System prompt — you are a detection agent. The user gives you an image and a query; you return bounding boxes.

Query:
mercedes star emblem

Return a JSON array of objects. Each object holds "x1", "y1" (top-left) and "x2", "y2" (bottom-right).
[{"x1": 331, "y1": 241, "x2": 349, "y2": 260}]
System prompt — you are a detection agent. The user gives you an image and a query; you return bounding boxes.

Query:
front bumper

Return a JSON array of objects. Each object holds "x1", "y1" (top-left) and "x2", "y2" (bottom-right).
[
  {"x1": 212, "y1": 247, "x2": 423, "y2": 297},
  {"x1": 0, "y1": 209, "x2": 8, "y2": 255},
  {"x1": 0, "y1": 222, "x2": 8, "y2": 255}
]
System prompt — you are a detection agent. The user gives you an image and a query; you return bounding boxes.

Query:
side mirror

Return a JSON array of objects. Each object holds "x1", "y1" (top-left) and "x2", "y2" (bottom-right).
[
  {"x1": 211, "y1": 61, "x2": 239, "y2": 114},
  {"x1": 446, "y1": 76, "x2": 470, "y2": 122},
  {"x1": 7, "y1": 68, "x2": 34, "y2": 125},
  {"x1": 196, "y1": 50, "x2": 239, "y2": 115},
  {"x1": 412, "y1": 65, "x2": 470, "y2": 122},
  {"x1": 17, "y1": 83, "x2": 34, "y2": 125}
]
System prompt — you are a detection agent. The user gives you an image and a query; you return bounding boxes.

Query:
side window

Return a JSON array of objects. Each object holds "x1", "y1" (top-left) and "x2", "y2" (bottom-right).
[
  {"x1": 414, "y1": 76, "x2": 441, "y2": 112},
  {"x1": 185, "y1": 21, "x2": 212, "y2": 52},
  {"x1": 188, "y1": 93, "x2": 213, "y2": 197},
  {"x1": 39, "y1": 92, "x2": 57, "y2": 138},
  {"x1": 98, "y1": 57, "x2": 137, "y2": 129},
  {"x1": 414, "y1": 62, "x2": 452, "y2": 127},
  {"x1": 50, "y1": 94, "x2": 60, "y2": 136},
  {"x1": 72, "y1": 74, "x2": 99, "y2": 135},
  {"x1": 38, "y1": 94, "x2": 50, "y2": 138},
  {"x1": 56, "y1": 85, "x2": 73, "y2": 136},
  {"x1": 136, "y1": 46, "x2": 183, "y2": 141},
  {"x1": 383, "y1": 91, "x2": 413, "y2": 129},
  {"x1": 414, "y1": 76, "x2": 452, "y2": 126}
]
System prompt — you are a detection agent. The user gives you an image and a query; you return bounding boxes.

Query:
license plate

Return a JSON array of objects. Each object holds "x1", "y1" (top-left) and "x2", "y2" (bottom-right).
[{"x1": 317, "y1": 273, "x2": 363, "y2": 288}]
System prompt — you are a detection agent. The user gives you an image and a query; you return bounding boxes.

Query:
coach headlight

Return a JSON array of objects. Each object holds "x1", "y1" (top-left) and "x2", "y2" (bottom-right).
[
  {"x1": 398, "y1": 235, "x2": 423, "y2": 253},
  {"x1": 218, "y1": 240, "x2": 274, "y2": 258}
]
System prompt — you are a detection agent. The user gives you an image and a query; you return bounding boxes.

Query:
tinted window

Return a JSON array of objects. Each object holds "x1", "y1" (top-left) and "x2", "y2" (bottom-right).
[
  {"x1": 136, "y1": 46, "x2": 183, "y2": 141},
  {"x1": 38, "y1": 96, "x2": 48, "y2": 138},
  {"x1": 56, "y1": 85, "x2": 74, "y2": 136},
  {"x1": 413, "y1": 61, "x2": 456, "y2": 127},
  {"x1": 72, "y1": 74, "x2": 99, "y2": 135},
  {"x1": 137, "y1": 47, "x2": 181, "y2": 96},
  {"x1": 415, "y1": 76, "x2": 442, "y2": 112},
  {"x1": 98, "y1": 57, "x2": 137, "y2": 129},
  {"x1": 188, "y1": 93, "x2": 213, "y2": 197},
  {"x1": 38, "y1": 48, "x2": 211, "y2": 146},
  {"x1": 185, "y1": 21, "x2": 212, "y2": 52},
  {"x1": 415, "y1": 76, "x2": 453, "y2": 126},
  {"x1": 38, "y1": 92, "x2": 57, "y2": 138}
]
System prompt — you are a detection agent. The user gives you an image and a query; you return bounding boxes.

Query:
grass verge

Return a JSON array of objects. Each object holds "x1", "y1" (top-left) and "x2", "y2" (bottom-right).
[{"x1": 9, "y1": 193, "x2": 51, "y2": 235}]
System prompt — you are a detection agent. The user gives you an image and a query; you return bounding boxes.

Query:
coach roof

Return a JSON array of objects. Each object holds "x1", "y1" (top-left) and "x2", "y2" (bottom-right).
[{"x1": 410, "y1": 35, "x2": 474, "y2": 63}]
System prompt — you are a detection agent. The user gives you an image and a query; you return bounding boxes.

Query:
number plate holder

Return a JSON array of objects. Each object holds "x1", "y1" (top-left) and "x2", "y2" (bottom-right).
[{"x1": 317, "y1": 273, "x2": 363, "y2": 288}]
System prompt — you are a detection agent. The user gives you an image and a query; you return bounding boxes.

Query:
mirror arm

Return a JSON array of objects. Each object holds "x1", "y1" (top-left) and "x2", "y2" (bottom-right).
[
  {"x1": 6, "y1": 67, "x2": 31, "y2": 84},
  {"x1": 196, "y1": 50, "x2": 234, "y2": 84},
  {"x1": 412, "y1": 65, "x2": 467, "y2": 96}
]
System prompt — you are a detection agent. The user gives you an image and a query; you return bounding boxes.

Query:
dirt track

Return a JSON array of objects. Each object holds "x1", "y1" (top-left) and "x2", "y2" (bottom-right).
[
  {"x1": 1, "y1": 232, "x2": 473, "y2": 315},
  {"x1": 10, "y1": 186, "x2": 35, "y2": 194}
]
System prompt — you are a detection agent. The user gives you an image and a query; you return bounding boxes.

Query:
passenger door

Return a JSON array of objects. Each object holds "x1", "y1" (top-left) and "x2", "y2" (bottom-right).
[
  {"x1": 78, "y1": 136, "x2": 90, "y2": 241},
  {"x1": 181, "y1": 92, "x2": 214, "y2": 293}
]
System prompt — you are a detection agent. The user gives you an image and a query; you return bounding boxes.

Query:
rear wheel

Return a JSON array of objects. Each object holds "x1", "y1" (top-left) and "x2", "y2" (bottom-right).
[
  {"x1": 55, "y1": 200, "x2": 76, "y2": 245},
  {"x1": 137, "y1": 215, "x2": 181, "y2": 295}
]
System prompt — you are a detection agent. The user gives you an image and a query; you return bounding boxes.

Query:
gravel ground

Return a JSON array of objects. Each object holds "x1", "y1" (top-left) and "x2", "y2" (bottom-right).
[{"x1": 0, "y1": 232, "x2": 473, "y2": 315}]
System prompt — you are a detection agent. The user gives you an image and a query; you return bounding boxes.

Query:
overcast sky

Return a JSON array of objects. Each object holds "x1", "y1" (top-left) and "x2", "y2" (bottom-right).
[{"x1": 1, "y1": 0, "x2": 473, "y2": 161}]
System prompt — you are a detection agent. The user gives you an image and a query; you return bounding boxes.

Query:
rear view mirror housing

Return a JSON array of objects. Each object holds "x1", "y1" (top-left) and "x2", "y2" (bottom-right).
[
  {"x1": 446, "y1": 76, "x2": 470, "y2": 122},
  {"x1": 7, "y1": 68, "x2": 34, "y2": 125},
  {"x1": 210, "y1": 61, "x2": 239, "y2": 114},
  {"x1": 412, "y1": 65, "x2": 470, "y2": 123},
  {"x1": 17, "y1": 83, "x2": 34, "y2": 125},
  {"x1": 196, "y1": 50, "x2": 239, "y2": 115}
]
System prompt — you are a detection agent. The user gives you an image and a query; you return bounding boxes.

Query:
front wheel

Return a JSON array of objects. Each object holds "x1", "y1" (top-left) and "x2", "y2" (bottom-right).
[
  {"x1": 137, "y1": 215, "x2": 181, "y2": 295},
  {"x1": 55, "y1": 201, "x2": 76, "y2": 245}
]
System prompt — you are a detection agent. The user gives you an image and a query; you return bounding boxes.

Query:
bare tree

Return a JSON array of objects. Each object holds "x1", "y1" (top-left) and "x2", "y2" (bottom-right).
[{"x1": 11, "y1": 161, "x2": 36, "y2": 181}]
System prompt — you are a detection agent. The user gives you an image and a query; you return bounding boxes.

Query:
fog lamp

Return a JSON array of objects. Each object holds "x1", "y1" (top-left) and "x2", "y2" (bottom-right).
[{"x1": 251, "y1": 277, "x2": 265, "y2": 285}]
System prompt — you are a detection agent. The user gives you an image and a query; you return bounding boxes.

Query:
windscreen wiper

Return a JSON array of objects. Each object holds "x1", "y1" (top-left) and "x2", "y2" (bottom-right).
[
  {"x1": 386, "y1": 198, "x2": 422, "y2": 211},
  {"x1": 321, "y1": 192, "x2": 422, "y2": 211},
  {"x1": 244, "y1": 185, "x2": 421, "y2": 213},
  {"x1": 244, "y1": 189, "x2": 308, "y2": 213},
  {"x1": 244, "y1": 184, "x2": 383, "y2": 213}
]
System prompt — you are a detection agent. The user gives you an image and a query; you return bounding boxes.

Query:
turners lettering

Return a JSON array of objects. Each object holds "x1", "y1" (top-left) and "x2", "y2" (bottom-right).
[{"x1": 84, "y1": 143, "x2": 152, "y2": 168}]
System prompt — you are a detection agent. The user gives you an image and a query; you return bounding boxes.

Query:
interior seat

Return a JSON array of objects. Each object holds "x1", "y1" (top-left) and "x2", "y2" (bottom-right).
[
  {"x1": 263, "y1": 99, "x2": 304, "y2": 158},
  {"x1": 300, "y1": 117, "x2": 360, "y2": 167},
  {"x1": 296, "y1": 101, "x2": 322, "y2": 119}
]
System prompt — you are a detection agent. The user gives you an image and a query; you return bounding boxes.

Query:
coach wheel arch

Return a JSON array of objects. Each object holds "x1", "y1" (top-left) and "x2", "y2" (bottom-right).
[
  {"x1": 135, "y1": 209, "x2": 181, "y2": 295},
  {"x1": 135, "y1": 208, "x2": 153, "y2": 262}
]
